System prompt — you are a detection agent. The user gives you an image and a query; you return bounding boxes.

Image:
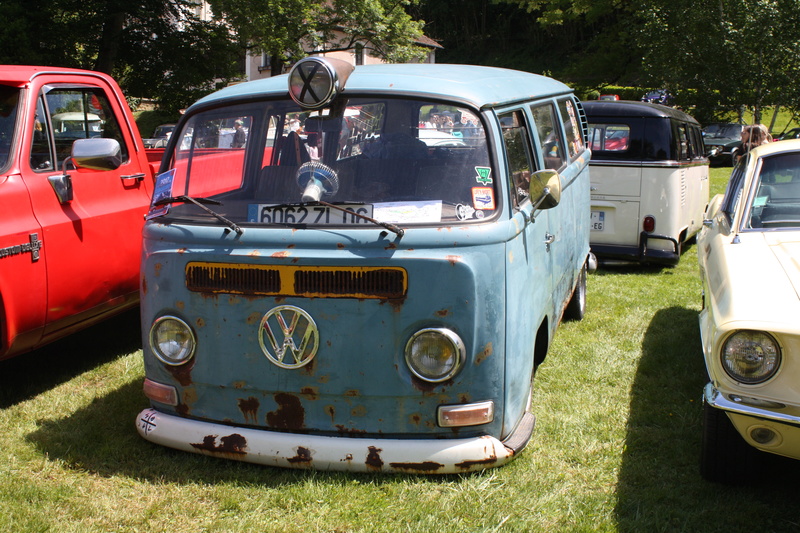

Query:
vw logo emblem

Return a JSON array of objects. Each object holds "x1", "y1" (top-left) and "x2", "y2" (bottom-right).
[{"x1": 258, "y1": 305, "x2": 319, "y2": 369}]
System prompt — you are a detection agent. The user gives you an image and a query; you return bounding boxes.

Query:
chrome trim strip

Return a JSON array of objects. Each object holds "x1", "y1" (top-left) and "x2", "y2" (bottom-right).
[{"x1": 704, "y1": 382, "x2": 800, "y2": 426}]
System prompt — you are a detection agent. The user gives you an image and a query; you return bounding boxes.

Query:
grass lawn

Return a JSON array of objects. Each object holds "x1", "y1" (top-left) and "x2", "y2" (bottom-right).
[{"x1": 3, "y1": 167, "x2": 800, "y2": 532}]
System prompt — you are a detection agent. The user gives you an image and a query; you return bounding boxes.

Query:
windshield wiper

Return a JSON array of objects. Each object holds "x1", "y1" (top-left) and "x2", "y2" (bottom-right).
[
  {"x1": 153, "y1": 195, "x2": 243, "y2": 235},
  {"x1": 318, "y1": 200, "x2": 404, "y2": 238}
]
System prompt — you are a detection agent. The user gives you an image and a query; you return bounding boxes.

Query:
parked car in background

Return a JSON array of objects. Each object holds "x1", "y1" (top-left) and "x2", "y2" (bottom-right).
[
  {"x1": 584, "y1": 100, "x2": 709, "y2": 265},
  {"x1": 142, "y1": 123, "x2": 176, "y2": 148},
  {"x1": 703, "y1": 123, "x2": 745, "y2": 166},
  {"x1": 0, "y1": 65, "x2": 160, "y2": 360},
  {"x1": 777, "y1": 127, "x2": 800, "y2": 141},
  {"x1": 698, "y1": 139, "x2": 800, "y2": 483},
  {"x1": 640, "y1": 89, "x2": 673, "y2": 106},
  {"x1": 598, "y1": 94, "x2": 619, "y2": 101}
]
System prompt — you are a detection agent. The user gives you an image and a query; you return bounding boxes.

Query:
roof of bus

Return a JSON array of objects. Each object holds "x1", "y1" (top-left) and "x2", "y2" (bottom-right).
[
  {"x1": 582, "y1": 100, "x2": 699, "y2": 124},
  {"x1": 192, "y1": 63, "x2": 573, "y2": 111}
]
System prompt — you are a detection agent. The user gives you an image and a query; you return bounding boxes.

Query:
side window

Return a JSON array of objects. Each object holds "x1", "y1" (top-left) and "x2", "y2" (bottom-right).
[
  {"x1": 676, "y1": 123, "x2": 691, "y2": 160},
  {"x1": 500, "y1": 110, "x2": 534, "y2": 208},
  {"x1": 36, "y1": 87, "x2": 128, "y2": 171},
  {"x1": 722, "y1": 159, "x2": 747, "y2": 222},
  {"x1": 588, "y1": 124, "x2": 631, "y2": 152},
  {"x1": 530, "y1": 103, "x2": 565, "y2": 170},
  {"x1": 557, "y1": 98, "x2": 585, "y2": 159},
  {"x1": 30, "y1": 96, "x2": 53, "y2": 170}
]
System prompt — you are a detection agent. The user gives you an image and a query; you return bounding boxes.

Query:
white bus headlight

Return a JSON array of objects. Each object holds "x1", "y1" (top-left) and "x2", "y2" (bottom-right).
[
  {"x1": 150, "y1": 315, "x2": 196, "y2": 366},
  {"x1": 721, "y1": 330, "x2": 781, "y2": 384},
  {"x1": 405, "y1": 328, "x2": 465, "y2": 382}
]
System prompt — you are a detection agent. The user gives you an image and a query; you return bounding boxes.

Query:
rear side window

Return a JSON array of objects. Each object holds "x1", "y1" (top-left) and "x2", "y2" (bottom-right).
[
  {"x1": 558, "y1": 98, "x2": 585, "y2": 158},
  {"x1": 530, "y1": 103, "x2": 565, "y2": 171},
  {"x1": 589, "y1": 124, "x2": 631, "y2": 152}
]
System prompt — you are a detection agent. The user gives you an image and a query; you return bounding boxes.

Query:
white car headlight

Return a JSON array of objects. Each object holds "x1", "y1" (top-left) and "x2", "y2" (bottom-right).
[
  {"x1": 150, "y1": 315, "x2": 196, "y2": 366},
  {"x1": 721, "y1": 330, "x2": 781, "y2": 384},
  {"x1": 405, "y1": 328, "x2": 465, "y2": 383}
]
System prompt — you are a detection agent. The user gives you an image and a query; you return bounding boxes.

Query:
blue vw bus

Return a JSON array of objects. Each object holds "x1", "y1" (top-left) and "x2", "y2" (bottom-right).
[{"x1": 136, "y1": 58, "x2": 594, "y2": 473}]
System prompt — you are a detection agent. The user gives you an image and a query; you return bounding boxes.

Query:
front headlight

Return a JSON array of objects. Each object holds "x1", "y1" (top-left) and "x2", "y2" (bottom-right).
[
  {"x1": 405, "y1": 328, "x2": 465, "y2": 382},
  {"x1": 721, "y1": 330, "x2": 781, "y2": 384},
  {"x1": 150, "y1": 315, "x2": 196, "y2": 366}
]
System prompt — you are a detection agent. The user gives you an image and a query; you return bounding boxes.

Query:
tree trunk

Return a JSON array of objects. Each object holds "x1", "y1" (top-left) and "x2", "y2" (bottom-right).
[{"x1": 94, "y1": 10, "x2": 126, "y2": 74}]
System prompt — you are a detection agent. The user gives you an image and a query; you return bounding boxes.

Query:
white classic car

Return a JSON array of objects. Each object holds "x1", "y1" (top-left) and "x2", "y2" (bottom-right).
[{"x1": 699, "y1": 139, "x2": 800, "y2": 483}]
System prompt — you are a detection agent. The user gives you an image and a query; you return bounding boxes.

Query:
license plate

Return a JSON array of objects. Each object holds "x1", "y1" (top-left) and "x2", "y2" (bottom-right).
[
  {"x1": 248, "y1": 204, "x2": 374, "y2": 225},
  {"x1": 591, "y1": 210, "x2": 605, "y2": 231}
]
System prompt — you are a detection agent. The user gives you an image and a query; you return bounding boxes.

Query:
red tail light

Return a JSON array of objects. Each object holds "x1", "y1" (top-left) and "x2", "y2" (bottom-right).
[{"x1": 643, "y1": 215, "x2": 656, "y2": 233}]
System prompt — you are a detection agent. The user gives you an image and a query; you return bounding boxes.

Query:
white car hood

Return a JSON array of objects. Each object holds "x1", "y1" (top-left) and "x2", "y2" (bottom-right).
[
  {"x1": 710, "y1": 232, "x2": 800, "y2": 328},
  {"x1": 764, "y1": 232, "x2": 800, "y2": 300}
]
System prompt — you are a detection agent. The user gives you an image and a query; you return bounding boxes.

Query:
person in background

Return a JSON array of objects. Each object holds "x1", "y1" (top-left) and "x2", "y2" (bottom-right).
[
  {"x1": 231, "y1": 119, "x2": 246, "y2": 148},
  {"x1": 737, "y1": 123, "x2": 772, "y2": 163}
]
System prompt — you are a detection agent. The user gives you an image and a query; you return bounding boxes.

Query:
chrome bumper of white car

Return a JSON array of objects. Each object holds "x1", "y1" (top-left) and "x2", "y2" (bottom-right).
[
  {"x1": 136, "y1": 408, "x2": 533, "y2": 474},
  {"x1": 704, "y1": 382, "x2": 800, "y2": 425}
]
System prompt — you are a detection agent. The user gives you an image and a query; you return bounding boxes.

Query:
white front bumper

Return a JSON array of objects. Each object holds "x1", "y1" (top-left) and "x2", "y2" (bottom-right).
[{"x1": 136, "y1": 408, "x2": 520, "y2": 474}]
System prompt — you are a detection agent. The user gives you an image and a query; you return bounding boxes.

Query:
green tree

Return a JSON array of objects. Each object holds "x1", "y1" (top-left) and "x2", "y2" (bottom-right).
[
  {"x1": 0, "y1": 0, "x2": 242, "y2": 113},
  {"x1": 207, "y1": 0, "x2": 428, "y2": 76}
]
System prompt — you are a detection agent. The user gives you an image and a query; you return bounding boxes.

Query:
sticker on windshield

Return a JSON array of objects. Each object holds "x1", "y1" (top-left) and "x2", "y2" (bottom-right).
[
  {"x1": 456, "y1": 203, "x2": 476, "y2": 221},
  {"x1": 373, "y1": 201, "x2": 442, "y2": 223},
  {"x1": 472, "y1": 187, "x2": 495, "y2": 210},
  {"x1": 475, "y1": 167, "x2": 492, "y2": 185},
  {"x1": 147, "y1": 169, "x2": 175, "y2": 219}
]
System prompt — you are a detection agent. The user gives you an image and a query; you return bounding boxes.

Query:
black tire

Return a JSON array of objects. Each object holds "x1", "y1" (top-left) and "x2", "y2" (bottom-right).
[
  {"x1": 700, "y1": 398, "x2": 763, "y2": 484},
  {"x1": 564, "y1": 263, "x2": 587, "y2": 321}
]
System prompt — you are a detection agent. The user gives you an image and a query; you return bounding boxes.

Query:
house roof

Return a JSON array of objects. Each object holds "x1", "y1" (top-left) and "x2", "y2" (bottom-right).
[{"x1": 414, "y1": 35, "x2": 443, "y2": 49}]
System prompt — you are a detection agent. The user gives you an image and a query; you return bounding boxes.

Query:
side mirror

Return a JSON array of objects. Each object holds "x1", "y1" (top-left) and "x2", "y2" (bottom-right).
[
  {"x1": 71, "y1": 138, "x2": 122, "y2": 171},
  {"x1": 529, "y1": 169, "x2": 562, "y2": 211},
  {"x1": 703, "y1": 193, "x2": 724, "y2": 226},
  {"x1": 47, "y1": 138, "x2": 123, "y2": 204}
]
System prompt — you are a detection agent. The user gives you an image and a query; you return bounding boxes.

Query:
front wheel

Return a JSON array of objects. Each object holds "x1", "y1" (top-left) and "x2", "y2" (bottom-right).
[
  {"x1": 564, "y1": 263, "x2": 587, "y2": 321},
  {"x1": 700, "y1": 398, "x2": 763, "y2": 483}
]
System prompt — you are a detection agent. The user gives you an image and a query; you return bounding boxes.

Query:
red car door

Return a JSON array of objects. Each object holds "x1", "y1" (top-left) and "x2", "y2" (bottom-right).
[{"x1": 23, "y1": 74, "x2": 151, "y2": 342}]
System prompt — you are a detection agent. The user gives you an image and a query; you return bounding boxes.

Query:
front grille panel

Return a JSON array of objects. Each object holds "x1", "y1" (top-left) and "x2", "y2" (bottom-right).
[
  {"x1": 186, "y1": 263, "x2": 280, "y2": 295},
  {"x1": 185, "y1": 262, "x2": 407, "y2": 299},
  {"x1": 294, "y1": 269, "x2": 405, "y2": 298}
]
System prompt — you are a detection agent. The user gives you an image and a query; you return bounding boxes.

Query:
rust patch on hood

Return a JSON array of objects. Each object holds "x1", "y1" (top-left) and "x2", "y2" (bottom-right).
[
  {"x1": 238, "y1": 396, "x2": 260, "y2": 424},
  {"x1": 191, "y1": 433, "x2": 247, "y2": 455},
  {"x1": 166, "y1": 360, "x2": 194, "y2": 386},
  {"x1": 475, "y1": 343, "x2": 493, "y2": 365},
  {"x1": 266, "y1": 392, "x2": 305, "y2": 430}
]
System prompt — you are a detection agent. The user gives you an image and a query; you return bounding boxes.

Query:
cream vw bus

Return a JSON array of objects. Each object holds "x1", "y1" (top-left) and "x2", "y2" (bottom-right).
[{"x1": 584, "y1": 101, "x2": 709, "y2": 265}]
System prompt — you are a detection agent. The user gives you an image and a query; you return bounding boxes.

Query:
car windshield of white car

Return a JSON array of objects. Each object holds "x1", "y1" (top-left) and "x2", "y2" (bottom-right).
[{"x1": 748, "y1": 151, "x2": 800, "y2": 229}]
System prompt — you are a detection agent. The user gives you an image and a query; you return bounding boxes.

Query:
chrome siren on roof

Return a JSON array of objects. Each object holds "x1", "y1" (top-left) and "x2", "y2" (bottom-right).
[{"x1": 288, "y1": 57, "x2": 355, "y2": 110}]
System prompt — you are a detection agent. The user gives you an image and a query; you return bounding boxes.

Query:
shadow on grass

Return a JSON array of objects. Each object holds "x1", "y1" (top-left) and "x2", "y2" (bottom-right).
[
  {"x1": 0, "y1": 308, "x2": 142, "y2": 409},
  {"x1": 615, "y1": 306, "x2": 800, "y2": 532},
  {"x1": 25, "y1": 373, "x2": 453, "y2": 487}
]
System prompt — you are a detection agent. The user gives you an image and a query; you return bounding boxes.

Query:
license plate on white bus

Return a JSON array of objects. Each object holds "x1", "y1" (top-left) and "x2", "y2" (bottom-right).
[
  {"x1": 248, "y1": 204, "x2": 374, "y2": 225},
  {"x1": 591, "y1": 210, "x2": 605, "y2": 231}
]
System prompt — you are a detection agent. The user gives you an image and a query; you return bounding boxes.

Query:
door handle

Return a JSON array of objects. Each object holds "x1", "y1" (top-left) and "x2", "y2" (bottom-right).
[
  {"x1": 544, "y1": 233, "x2": 555, "y2": 245},
  {"x1": 121, "y1": 173, "x2": 146, "y2": 181}
]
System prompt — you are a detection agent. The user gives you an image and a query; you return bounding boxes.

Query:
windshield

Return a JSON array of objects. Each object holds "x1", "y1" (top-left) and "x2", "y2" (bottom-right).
[
  {"x1": 158, "y1": 97, "x2": 493, "y2": 227},
  {"x1": 0, "y1": 85, "x2": 20, "y2": 171},
  {"x1": 747, "y1": 151, "x2": 800, "y2": 230}
]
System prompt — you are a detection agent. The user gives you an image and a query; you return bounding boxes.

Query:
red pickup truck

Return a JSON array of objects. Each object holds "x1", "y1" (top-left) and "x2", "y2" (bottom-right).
[{"x1": 0, "y1": 65, "x2": 161, "y2": 360}]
